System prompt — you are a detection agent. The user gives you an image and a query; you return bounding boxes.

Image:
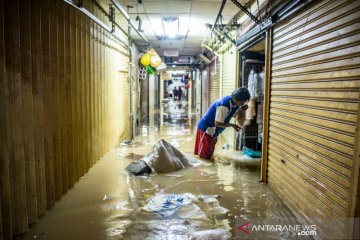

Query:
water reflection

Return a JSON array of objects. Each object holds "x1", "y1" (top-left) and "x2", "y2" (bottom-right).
[
  {"x1": 20, "y1": 101, "x2": 311, "y2": 240},
  {"x1": 161, "y1": 99, "x2": 192, "y2": 128}
]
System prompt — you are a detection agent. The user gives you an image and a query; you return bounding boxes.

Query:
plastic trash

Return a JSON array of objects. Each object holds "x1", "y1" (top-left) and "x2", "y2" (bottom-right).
[
  {"x1": 243, "y1": 146, "x2": 261, "y2": 158},
  {"x1": 125, "y1": 139, "x2": 201, "y2": 175},
  {"x1": 222, "y1": 143, "x2": 230, "y2": 149},
  {"x1": 191, "y1": 229, "x2": 232, "y2": 239},
  {"x1": 120, "y1": 140, "x2": 132, "y2": 146},
  {"x1": 176, "y1": 203, "x2": 207, "y2": 220},
  {"x1": 143, "y1": 193, "x2": 198, "y2": 218},
  {"x1": 125, "y1": 160, "x2": 152, "y2": 176},
  {"x1": 198, "y1": 195, "x2": 229, "y2": 215}
]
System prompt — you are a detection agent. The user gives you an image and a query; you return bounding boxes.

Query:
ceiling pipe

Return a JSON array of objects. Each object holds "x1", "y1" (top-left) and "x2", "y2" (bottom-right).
[
  {"x1": 63, "y1": 0, "x2": 130, "y2": 51},
  {"x1": 201, "y1": 44, "x2": 219, "y2": 57},
  {"x1": 230, "y1": 0, "x2": 260, "y2": 24},
  {"x1": 220, "y1": 10, "x2": 242, "y2": 35},
  {"x1": 110, "y1": 0, "x2": 149, "y2": 44},
  {"x1": 210, "y1": 0, "x2": 227, "y2": 37}
]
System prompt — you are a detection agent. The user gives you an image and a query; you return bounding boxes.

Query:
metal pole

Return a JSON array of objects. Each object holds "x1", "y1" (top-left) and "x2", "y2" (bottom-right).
[
  {"x1": 220, "y1": 10, "x2": 242, "y2": 35},
  {"x1": 110, "y1": 0, "x2": 149, "y2": 44},
  {"x1": 63, "y1": 0, "x2": 130, "y2": 51},
  {"x1": 230, "y1": 0, "x2": 260, "y2": 24},
  {"x1": 210, "y1": 0, "x2": 227, "y2": 37},
  {"x1": 128, "y1": 18, "x2": 134, "y2": 140},
  {"x1": 92, "y1": 0, "x2": 128, "y2": 37}
]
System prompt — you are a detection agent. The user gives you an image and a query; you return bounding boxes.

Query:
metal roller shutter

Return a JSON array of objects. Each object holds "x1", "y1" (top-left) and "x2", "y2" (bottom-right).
[
  {"x1": 201, "y1": 68, "x2": 209, "y2": 116},
  {"x1": 267, "y1": 0, "x2": 360, "y2": 239},
  {"x1": 209, "y1": 58, "x2": 221, "y2": 104},
  {"x1": 221, "y1": 46, "x2": 237, "y2": 147}
]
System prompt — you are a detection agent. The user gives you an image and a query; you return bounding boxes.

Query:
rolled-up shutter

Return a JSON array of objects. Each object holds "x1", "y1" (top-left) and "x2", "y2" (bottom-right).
[
  {"x1": 209, "y1": 58, "x2": 221, "y2": 104},
  {"x1": 267, "y1": 0, "x2": 360, "y2": 239},
  {"x1": 221, "y1": 47, "x2": 237, "y2": 147}
]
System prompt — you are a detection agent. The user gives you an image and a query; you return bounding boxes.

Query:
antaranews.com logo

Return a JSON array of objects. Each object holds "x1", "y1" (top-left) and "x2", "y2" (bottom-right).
[{"x1": 238, "y1": 222, "x2": 317, "y2": 236}]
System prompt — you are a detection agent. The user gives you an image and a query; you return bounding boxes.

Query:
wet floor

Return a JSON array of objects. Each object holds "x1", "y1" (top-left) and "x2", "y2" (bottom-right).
[{"x1": 20, "y1": 99, "x2": 310, "y2": 240}]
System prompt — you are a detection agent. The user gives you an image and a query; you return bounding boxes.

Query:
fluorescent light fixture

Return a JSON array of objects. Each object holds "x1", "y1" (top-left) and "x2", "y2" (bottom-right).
[
  {"x1": 162, "y1": 18, "x2": 179, "y2": 38},
  {"x1": 178, "y1": 16, "x2": 189, "y2": 36},
  {"x1": 167, "y1": 70, "x2": 186, "y2": 74},
  {"x1": 151, "y1": 18, "x2": 164, "y2": 36}
]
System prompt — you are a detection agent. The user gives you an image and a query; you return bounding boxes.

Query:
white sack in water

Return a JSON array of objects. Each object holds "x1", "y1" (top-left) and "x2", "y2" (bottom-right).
[{"x1": 125, "y1": 139, "x2": 201, "y2": 175}]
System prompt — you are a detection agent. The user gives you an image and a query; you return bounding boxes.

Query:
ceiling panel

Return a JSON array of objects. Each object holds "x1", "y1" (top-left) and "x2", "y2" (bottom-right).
[
  {"x1": 98, "y1": 0, "x2": 254, "y2": 56},
  {"x1": 191, "y1": 1, "x2": 222, "y2": 14},
  {"x1": 142, "y1": 1, "x2": 191, "y2": 14}
]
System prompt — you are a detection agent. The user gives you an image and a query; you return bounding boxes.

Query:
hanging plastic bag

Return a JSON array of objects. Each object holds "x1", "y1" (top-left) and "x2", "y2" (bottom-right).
[
  {"x1": 150, "y1": 55, "x2": 162, "y2": 68},
  {"x1": 157, "y1": 62, "x2": 167, "y2": 73},
  {"x1": 145, "y1": 65, "x2": 156, "y2": 74},
  {"x1": 140, "y1": 52, "x2": 151, "y2": 67},
  {"x1": 148, "y1": 48, "x2": 158, "y2": 56}
]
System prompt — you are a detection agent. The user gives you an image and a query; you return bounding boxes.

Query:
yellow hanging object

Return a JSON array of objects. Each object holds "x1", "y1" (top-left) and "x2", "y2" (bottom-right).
[
  {"x1": 150, "y1": 55, "x2": 162, "y2": 68},
  {"x1": 149, "y1": 48, "x2": 158, "y2": 56},
  {"x1": 140, "y1": 53, "x2": 151, "y2": 67}
]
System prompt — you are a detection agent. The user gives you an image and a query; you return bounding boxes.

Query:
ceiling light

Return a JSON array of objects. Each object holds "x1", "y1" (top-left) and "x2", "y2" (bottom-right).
[
  {"x1": 167, "y1": 70, "x2": 186, "y2": 75},
  {"x1": 162, "y1": 18, "x2": 179, "y2": 39}
]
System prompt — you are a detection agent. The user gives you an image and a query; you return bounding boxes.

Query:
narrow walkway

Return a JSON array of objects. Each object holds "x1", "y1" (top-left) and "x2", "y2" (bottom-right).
[{"x1": 20, "y1": 100, "x2": 305, "y2": 239}]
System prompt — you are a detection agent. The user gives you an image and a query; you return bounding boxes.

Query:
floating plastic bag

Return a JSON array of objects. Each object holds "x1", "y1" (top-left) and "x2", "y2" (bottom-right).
[
  {"x1": 243, "y1": 146, "x2": 261, "y2": 158},
  {"x1": 125, "y1": 160, "x2": 152, "y2": 176},
  {"x1": 125, "y1": 139, "x2": 201, "y2": 175},
  {"x1": 191, "y1": 229, "x2": 232, "y2": 240},
  {"x1": 198, "y1": 195, "x2": 229, "y2": 215},
  {"x1": 176, "y1": 203, "x2": 207, "y2": 220},
  {"x1": 143, "y1": 193, "x2": 198, "y2": 218}
]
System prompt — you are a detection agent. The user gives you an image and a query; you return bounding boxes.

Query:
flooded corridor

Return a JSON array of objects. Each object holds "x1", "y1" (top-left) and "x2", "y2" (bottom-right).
[
  {"x1": 2, "y1": 1, "x2": 360, "y2": 239},
  {"x1": 20, "y1": 100, "x2": 305, "y2": 240}
]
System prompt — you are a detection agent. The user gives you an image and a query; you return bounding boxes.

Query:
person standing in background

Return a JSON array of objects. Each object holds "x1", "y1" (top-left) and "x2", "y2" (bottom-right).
[
  {"x1": 178, "y1": 87, "x2": 183, "y2": 101},
  {"x1": 173, "y1": 87, "x2": 178, "y2": 100}
]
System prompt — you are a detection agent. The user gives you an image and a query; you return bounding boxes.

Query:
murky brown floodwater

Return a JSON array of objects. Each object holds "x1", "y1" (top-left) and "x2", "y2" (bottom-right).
[{"x1": 20, "y1": 100, "x2": 311, "y2": 240}]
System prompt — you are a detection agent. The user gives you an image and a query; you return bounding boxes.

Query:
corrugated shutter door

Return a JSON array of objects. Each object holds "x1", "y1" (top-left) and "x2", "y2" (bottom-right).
[
  {"x1": 209, "y1": 58, "x2": 221, "y2": 104},
  {"x1": 119, "y1": 51, "x2": 130, "y2": 140},
  {"x1": 267, "y1": 0, "x2": 360, "y2": 239},
  {"x1": 201, "y1": 68, "x2": 209, "y2": 116},
  {"x1": 221, "y1": 47, "x2": 237, "y2": 147}
]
